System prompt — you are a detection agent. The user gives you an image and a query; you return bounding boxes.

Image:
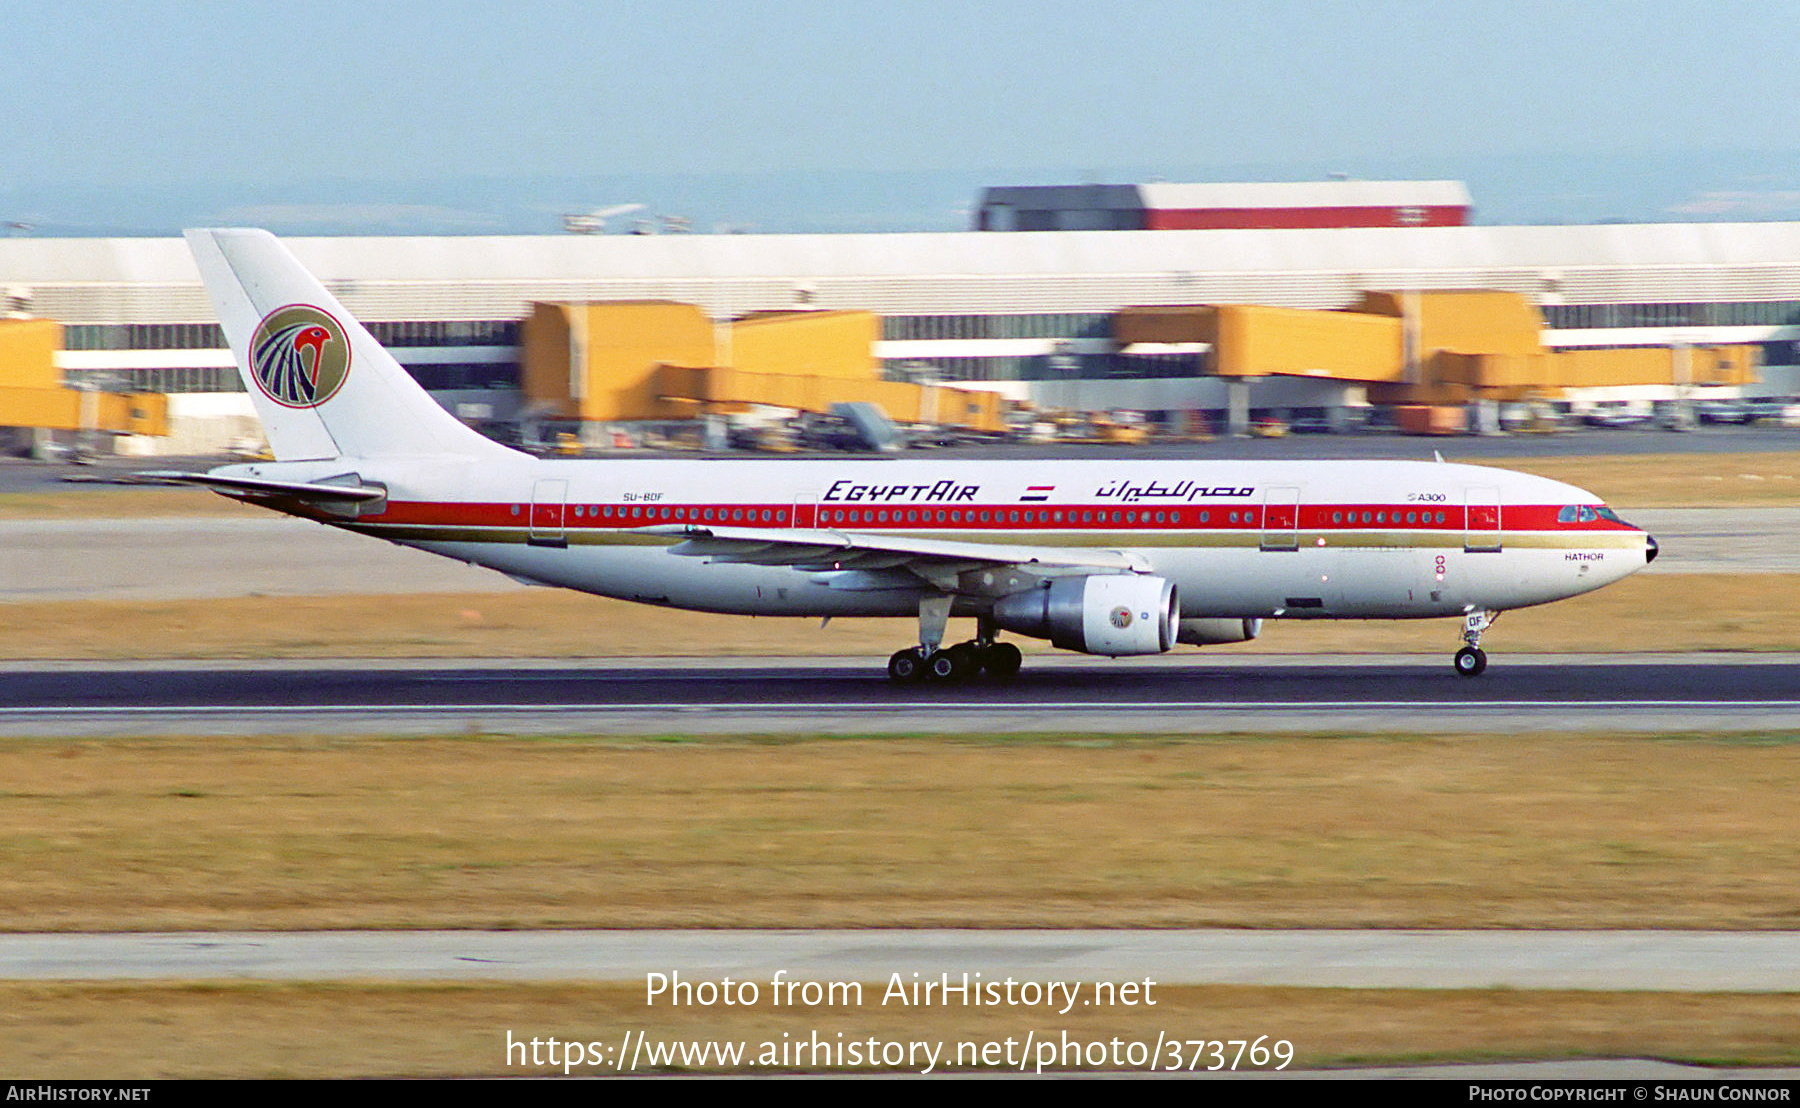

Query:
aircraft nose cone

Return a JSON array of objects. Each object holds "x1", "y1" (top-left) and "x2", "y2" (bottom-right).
[{"x1": 1646, "y1": 535, "x2": 1659, "y2": 563}]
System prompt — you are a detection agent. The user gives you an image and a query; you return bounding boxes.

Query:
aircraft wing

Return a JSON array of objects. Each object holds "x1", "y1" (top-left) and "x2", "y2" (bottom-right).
[{"x1": 643, "y1": 523, "x2": 1136, "y2": 591}]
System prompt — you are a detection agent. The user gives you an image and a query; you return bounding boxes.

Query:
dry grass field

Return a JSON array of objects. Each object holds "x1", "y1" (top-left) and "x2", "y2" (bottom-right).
[
  {"x1": 0, "y1": 487, "x2": 262, "y2": 519},
  {"x1": 1458, "y1": 451, "x2": 1800, "y2": 508},
  {"x1": 5, "y1": 733, "x2": 1798, "y2": 933}
]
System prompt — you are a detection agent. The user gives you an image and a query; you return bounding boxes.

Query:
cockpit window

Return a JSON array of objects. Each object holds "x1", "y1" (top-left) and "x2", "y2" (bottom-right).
[{"x1": 1561, "y1": 505, "x2": 1620, "y2": 524}]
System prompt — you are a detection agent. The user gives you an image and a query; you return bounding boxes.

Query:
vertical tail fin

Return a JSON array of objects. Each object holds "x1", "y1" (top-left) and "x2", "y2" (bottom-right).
[{"x1": 185, "y1": 228, "x2": 519, "y2": 462}]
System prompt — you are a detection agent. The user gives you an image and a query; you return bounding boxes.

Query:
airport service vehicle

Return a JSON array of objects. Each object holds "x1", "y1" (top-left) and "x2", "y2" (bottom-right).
[{"x1": 156, "y1": 229, "x2": 1659, "y2": 682}]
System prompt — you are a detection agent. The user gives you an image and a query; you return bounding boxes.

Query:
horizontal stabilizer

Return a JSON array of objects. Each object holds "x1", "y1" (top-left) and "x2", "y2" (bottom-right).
[{"x1": 138, "y1": 470, "x2": 386, "y2": 513}]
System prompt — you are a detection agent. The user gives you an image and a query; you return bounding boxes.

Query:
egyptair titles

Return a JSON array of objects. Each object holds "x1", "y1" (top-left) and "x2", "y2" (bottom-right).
[
  {"x1": 819, "y1": 477, "x2": 1258, "y2": 504},
  {"x1": 1095, "y1": 479, "x2": 1254, "y2": 503},
  {"x1": 822, "y1": 479, "x2": 979, "y2": 503}
]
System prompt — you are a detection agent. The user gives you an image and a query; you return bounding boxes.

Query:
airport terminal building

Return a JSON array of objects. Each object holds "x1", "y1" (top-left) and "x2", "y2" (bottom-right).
[{"x1": 5, "y1": 201, "x2": 1800, "y2": 449}]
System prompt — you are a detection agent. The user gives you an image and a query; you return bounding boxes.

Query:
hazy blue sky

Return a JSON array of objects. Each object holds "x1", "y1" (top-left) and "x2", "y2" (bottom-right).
[{"x1": 10, "y1": 1, "x2": 1800, "y2": 234}]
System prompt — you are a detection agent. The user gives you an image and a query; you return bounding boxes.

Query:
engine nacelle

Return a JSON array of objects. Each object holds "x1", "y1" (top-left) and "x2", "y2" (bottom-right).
[
  {"x1": 991, "y1": 574, "x2": 1178, "y2": 656},
  {"x1": 1176, "y1": 617, "x2": 1263, "y2": 646}
]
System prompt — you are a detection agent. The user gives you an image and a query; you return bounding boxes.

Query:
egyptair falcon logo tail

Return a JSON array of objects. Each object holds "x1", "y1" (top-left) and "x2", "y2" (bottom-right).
[{"x1": 250, "y1": 304, "x2": 351, "y2": 408}]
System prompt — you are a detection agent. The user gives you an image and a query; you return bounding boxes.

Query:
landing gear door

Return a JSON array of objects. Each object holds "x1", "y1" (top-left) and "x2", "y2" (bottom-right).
[
  {"x1": 530, "y1": 478, "x2": 568, "y2": 548},
  {"x1": 1261, "y1": 486, "x2": 1300, "y2": 551},
  {"x1": 1464, "y1": 486, "x2": 1502, "y2": 553}
]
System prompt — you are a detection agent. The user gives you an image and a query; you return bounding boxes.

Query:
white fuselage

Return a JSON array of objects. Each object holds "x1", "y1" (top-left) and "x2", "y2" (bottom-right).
[{"x1": 229, "y1": 454, "x2": 1654, "y2": 626}]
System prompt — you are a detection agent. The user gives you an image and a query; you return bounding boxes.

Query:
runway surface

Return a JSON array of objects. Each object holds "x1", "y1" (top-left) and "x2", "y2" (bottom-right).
[
  {"x1": 4, "y1": 653, "x2": 1799, "y2": 734},
  {"x1": 8, "y1": 928, "x2": 1800, "y2": 991}
]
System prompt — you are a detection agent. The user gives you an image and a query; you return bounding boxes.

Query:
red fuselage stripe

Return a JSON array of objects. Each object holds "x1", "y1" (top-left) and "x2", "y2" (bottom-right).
[{"x1": 356, "y1": 501, "x2": 1639, "y2": 533}]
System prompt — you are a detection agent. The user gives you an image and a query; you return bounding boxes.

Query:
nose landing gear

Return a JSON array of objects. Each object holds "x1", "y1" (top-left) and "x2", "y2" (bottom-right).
[
  {"x1": 1454, "y1": 609, "x2": 1497, "y2": 677},
  {"x1": 1453, "y1": 646, "x2": 1486, "y2": 677}
]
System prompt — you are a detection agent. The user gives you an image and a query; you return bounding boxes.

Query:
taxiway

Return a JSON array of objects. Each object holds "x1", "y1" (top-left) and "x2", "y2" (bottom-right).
[{"x1": 6, "y1": 928, "x2": 1800, "y2": 990}]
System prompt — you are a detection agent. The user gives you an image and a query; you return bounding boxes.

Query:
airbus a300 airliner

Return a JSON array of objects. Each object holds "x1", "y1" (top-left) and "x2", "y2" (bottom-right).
[{"x1": 154, "y1": 229, "x2": 1658, "y2": 681}]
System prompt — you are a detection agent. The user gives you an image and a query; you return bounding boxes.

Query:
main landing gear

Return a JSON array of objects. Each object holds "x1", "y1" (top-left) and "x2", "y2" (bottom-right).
[
  {"x1": 1454, "y1": 609, "x2": 1497, "y2": 678},
  {"x1": 887, "y1": 602, "x2": 1021, "y2": 683},
  {"x1": 887, "y1": 639, "x2": 1022, "y2": 683}
]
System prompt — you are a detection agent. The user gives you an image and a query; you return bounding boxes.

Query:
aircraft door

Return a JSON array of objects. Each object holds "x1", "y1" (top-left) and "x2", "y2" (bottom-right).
[
  {"x1": 529, "y1": 479, "x2": 569, "y2": 547},
  {"x1": 1261, "y1": 486, "x2": 1300, "y2": 551},
  {"x1": 795, "y1": 487, "x2": 821, "y2": 530},
  {"x1": 1464, "y1": 486, "x2": 1502, "y2": 552}
]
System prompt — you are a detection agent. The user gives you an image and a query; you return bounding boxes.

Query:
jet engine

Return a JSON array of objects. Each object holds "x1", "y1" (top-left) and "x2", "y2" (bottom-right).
[
  {"x1": 1176, "y1": 617, "x2": 1263, "y2": 646},
  {"x1": 991, "y1": 574, "x2": 1178, "y2": 656}
]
